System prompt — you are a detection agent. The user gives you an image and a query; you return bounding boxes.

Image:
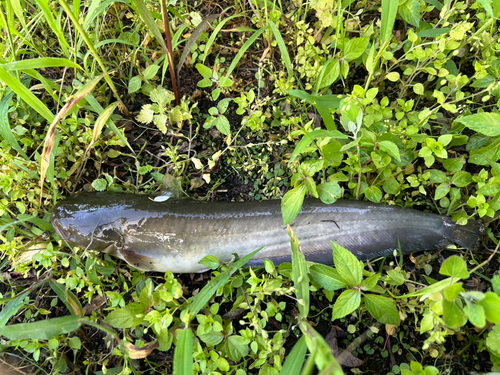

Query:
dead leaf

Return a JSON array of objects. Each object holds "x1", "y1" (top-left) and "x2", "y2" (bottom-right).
[
  {"x1": 325, "y1": 327, "x2": 365, "y2": 368},
  {"x1": 123, "y1": 341, "x2": 159, "y2": 359}
]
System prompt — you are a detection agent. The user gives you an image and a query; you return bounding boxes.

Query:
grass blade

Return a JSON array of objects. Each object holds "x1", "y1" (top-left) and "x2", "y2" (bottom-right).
[
  {"x1": 0, "y1": 57, "x2": 81, "y2": 71},
  {"x1": 202, "y1": 14, "x2": 241, "y2": 63},
  {"x1": 0, "y1": 66, "x2": 55, "y2": 122},
  {"x1": 177, "y1": 13, "x2": 221, "y2": 74},
  {"x1": 380, "y1": 0, "x2": 398, "y2": 42},
  {"x1": 279, "y1": 336, "x2": 307, "y2": 375},
  {"x1": 288, "y1": 225, "x2": 310, "y2": 319},
  {"x1": 222, "y1": 27, "x2": 267, "y2": 85},
  {"x1": 49, "y1": 280, "x2": 84, "y2": 317},
  {"x1": 188, "y1": 248, "x2": 262, "y2": 318},
  {"x1": 0, "y1": 315, "x2": 82, "y2": 340},
  {"x1": 173, "y1": 328, "x2": 193, "y2": 375},
  {"x1": 32, "y1": 0, "x2": 71, "y2": 53},
  {"x1": 131, "y1": 0, "x2": 168, "y2": 53},
  {"x1": 0, "y1": 91, "x2": 29, "y2": 160},
  {"x1": 269, "y1": 20, "x2": 293, "y2": 80}
]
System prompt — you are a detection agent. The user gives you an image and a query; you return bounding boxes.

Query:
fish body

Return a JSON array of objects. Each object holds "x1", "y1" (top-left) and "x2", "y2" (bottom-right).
[{"x1": 50, "y1": 192, "x2": 484, "y2": 273}]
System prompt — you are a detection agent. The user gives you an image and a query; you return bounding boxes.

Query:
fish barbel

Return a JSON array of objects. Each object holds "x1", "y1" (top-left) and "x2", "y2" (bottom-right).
[{"x1": 50, "y1": 192, "x2": 484, "y2": 273}]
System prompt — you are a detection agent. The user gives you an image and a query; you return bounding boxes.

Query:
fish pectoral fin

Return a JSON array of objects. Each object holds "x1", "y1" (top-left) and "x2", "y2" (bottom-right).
[{"x1": 119, "y1": 250, "x2": 159, "y2": 271}]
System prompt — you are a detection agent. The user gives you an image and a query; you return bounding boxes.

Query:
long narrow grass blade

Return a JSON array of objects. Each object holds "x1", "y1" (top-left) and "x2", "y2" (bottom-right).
[
  {"x1": 0, "y1": 290, "x2": 30, "y2": 327},
  {"x1": 173, "y1": 329, "x2": 193, "y2": 375},
  {"x1": 268, "y1": 21, "x2": 293, "y2": 80},
  {"x1": 222, "y1": 27, "x2": 267, "y2": 84},
  {"x1": 380, "y1": 0, "x2": 398, "y2": 42},
  {"x1": 0, "y1": 92, "x2": 29, "y2": 160},
  {"x1": 0, "y1": 66, "x2": 55, "y2": 122},
  {"x1": 202, "y1": 14, "x2": 241, "y2": 63},
  {"x1": 32, "y1": 0, "x2": 71, "y2": 53},
  {"x1": 188, "y1": 248, "x2": 262, "y2": 318},
  {"x1": 131, "y1": 0, "x2": 168, "y2": 53},
  {"x1": 85, "y1": 94, "x2": 134, "y2": 153},
  {"x1": 0, "y1": 58, "x2": 81, "y2": 71},
  {"x1": 177, "y1": 13, "x2": 221, "y2": 74},
  {"x1": 279, "y1": 336, "x2": 307, "y2": 375},
  {"x1": 288, "y1": 225, "x2": 310, "y2": 319},
  {"x1": 40, "y1": 75, "x2": 104, "y2": 201},
  {"x1": 83, "y1": 0, "x2": 128, "y2": 31},
  {"x1": 0, "y1": 315, "x2": 82, "y2": 340}
]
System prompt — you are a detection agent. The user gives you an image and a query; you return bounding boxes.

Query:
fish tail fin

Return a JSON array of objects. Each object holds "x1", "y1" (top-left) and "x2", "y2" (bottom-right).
[{"x1": 451, "y1": 219, "x2": 484, "y2": 250}]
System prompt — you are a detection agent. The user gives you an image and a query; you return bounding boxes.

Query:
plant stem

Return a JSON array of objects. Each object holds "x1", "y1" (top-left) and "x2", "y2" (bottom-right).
[{"x1": 161, "y1": 0, "x2": 181, "y2": 105}]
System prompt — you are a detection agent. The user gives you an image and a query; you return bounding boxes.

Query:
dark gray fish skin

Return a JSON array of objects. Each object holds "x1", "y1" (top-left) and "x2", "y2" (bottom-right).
[{"x1": 50, "y1": 192, "x2": 484, "y2": 273}]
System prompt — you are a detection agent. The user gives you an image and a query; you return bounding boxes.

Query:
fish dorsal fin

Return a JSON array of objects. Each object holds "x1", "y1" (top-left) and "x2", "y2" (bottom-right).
[{"x1": 119, "y1": 250, "x2": 159, "y2": 271}]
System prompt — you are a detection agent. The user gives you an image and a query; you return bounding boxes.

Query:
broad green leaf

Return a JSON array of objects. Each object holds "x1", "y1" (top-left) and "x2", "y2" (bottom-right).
[
  {"x1": 226, "y1": 335, "x2": 250, "y2": 361},
  {"x1": 0, "y1": 291, "x2": 30, "y2": 327},
  {"x1": 439, "y1": 255, "x2": 469, "y2": 278},
  {"x1": 331, "y1": 289, "x2": 361, "y2": 321},
  {"x1": 451, "y1": 171, "x2": 472, "y2": 187},
  {"x1": 413, "y1": 83, "x2": 424, "y2": 95},
  {"x1": 279, "y1": 336, "x2": 307, "y2": 375},
  {"x1": 383, "y1": 178, "x2": 401, "y2": 194},
  {"x1": 310, "y1": 264, "x2": 346, "y2": 291},
  {"x1": 0, "y1": 315, "x2": 82, "y2": 340},
  {"x1": 317, "y1": 182, "x2": 341, "y2": 204},
  {"x1": 365, "y1": 185, "x2": 382, "y2": 203},
  {"x1": 289, "y1": 129, "x2": 347, "y2": 164},
  {"x1": 196, "y1": 63, "x2": 212, "y2": 79},
  {"x1": 361, "y1": 273, "x2": 381, "y2": 291},
  {"x1": 442, "y1": 299, "x2": 466, "y2": 328},
  {"x1": 479, "y1": 292, "x2": 500, "y2": 323},
  {"x1": 316, "y1": 59, "x2": 340, "y2": 91},
  {"x1": 386, "y1": 270, "x2": 405, "y2": 286},
  {"x1": 443, "y1": 283, "x2": 464, "y2": 301},
  {"x1": 443, "y1": 158, "x2": 463, "y2": 172},
  {"x1": 289, "y1": 225, "x2": 309, "y2": 319},
  {"x1": 399, "y1": 0, "x2": 421, "y2": 27},
  {"x1": 332, "y1": 243, "x2": 362, "y2": 287},
  {"x1": 434, "y1": 183, "x2": 450, "y2": 200},
  {"x1": 456, "y1": 113, "x2": 500, "y2": 136},
  {"x1": 281, "y1": 185, "x2": 307, "y2": 225},
  {"x1": 128, "y1": 76, "x2": 142, "y2": 94},
  {"x1": 215, "y1": 116, "x2": 230, "y2": 135},
  {"x1": 199, "y1": 255, "x2": 220, "y2": 270},
  {"x1": 364, "y1": 294, "x2": 400, "y2": 325},
  {"x1": 173, "y1": 329, "x2": 193, "y2": 375},
  {"x1": 343, "y1": 36, "x2": 370, "y2": 62},
  {"x1": 104, "y1": 303, "x2": 144, "y2": 328},
  {"x1": 464, "y1": 301, "x2": 486, "y2": 328},
  {"x1": 379, "y1": 140, "x2": 401, "y2": 161},
  {"x1": 486, "y1": 325, "x2": 500, "y2": 356}
]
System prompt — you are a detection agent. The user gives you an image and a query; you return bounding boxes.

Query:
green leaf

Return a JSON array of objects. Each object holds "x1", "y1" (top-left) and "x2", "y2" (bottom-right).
[
  {"x1": 0, "y1": 315, "x2": 82, "y2": 340},
  {"x1": 451, "y1": 171, "x2": 472, "y2": 187},
  {"x1": 455, "y1": 113, "x2": 500, "y2": 136},
  {"x1": 196, "y1": 63, "x2": 212, "y2": 79},
  {"x1": 443, "y1": 299, "x2": 466, "y2": 328},
  {"x1": 383, "y1": 178, "x2": 401, "y2": 195},
  {"x1": 439, "y1": 255, "x2": 469, "y2": 278},
  {"x1": 0, "y1": 92, "x2": 29, "y2": 160},
  {"x1": 215, "y1": 116, "x2": 231, "y2": 135},
  {"x1": 486, "y1": 325, "x2": 500, "y2": 357},
  {"x1": 269, "y1": 21, "x2": 293, "y2": 81},
  {"x1": 279, "y1": 336, "x2": 307, "y2": 375},
  {"x1": 434, "y1": 183, "x2": 450, "y2": 200},
  {"x1": 442, "y1": 158, "x2": 463, "y2": 172},
  {"x1": 217, "y1": 98, "x2": 231, "y2": 113},
  {"x1": 92, "y1": 178, "x2": 108, "y2": 191},
  {"x1": 143, "y1": 64, "x2": 160, "y2": 80},
  {"x1": 381, "y1": 0, "x2": 399, "y2": 42},
  {"x1": 332, "y1": 242, "x2": 363, "y2": 287},
  {"x1": 199, "y1": 255, "x2": 220, "y2": 270},
  {"x1": 413, "y1": 83, "x2": 424, "y2": 95},
  {"x1": 379, "y1": 140, "x2": 401, "y2": 161},
  {"x1": 173, "y1": 329, "x2": 193, "y2": 375},
  {"x1": 399, "y1": 0, "x2": 421, "y2": 27},
  {"x1": 480, "y1": 292, "x2": 500, "y2": 323},
  {"x1": 464, "y1": 301, "x2": 486, "y2": 328},
  {"x1": 188, "y1": 248, "x2": 262, "y2": 318},
  {"x1": 226, "y1": 335, "x2": 250, "y2": 361},
  {"x1": 104, "y1": 303, "x2": 144, "y2": 328},
  {"x1": 0, "y1": 291, "x2": 30, "y2": 327},
  {"x1": 364, "y1": 294, "x2": 400, "y2": 325},
  {"x1": 443, "y1": 283, "x2": 464, "y2": 301},
  {"x1": 331, "y1": 289, "x2": 361, "y2": 321},
  {"x1": 289, "y1": 129, "x2": 347, "y2": 164},
  {"x1": 365, "y1": 185, "x2": 382, "y2": 203},
  {"x1": 289, "y1": 226, "x2": 310, "y2": 319},
  {"x1": 49, "y1": 280, "x2": 83, "y2": 317},
  {"x1": 309, "y1": 264, "x2": 346, "y2": 291},
  {"x1": 342, "y1": 36, "x2": 370, "y2": 62},
  {"x1": 281, "y1": 185, "x2": 307, "y2": 225},
  {"x1": 317, "y1": 182, "x2": 341, "y2": 204}
]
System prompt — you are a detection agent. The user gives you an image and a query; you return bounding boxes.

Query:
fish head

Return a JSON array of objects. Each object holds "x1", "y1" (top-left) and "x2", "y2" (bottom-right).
[{"x1": 51, "y1": 194, "x2": 126, "y2": 253}]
